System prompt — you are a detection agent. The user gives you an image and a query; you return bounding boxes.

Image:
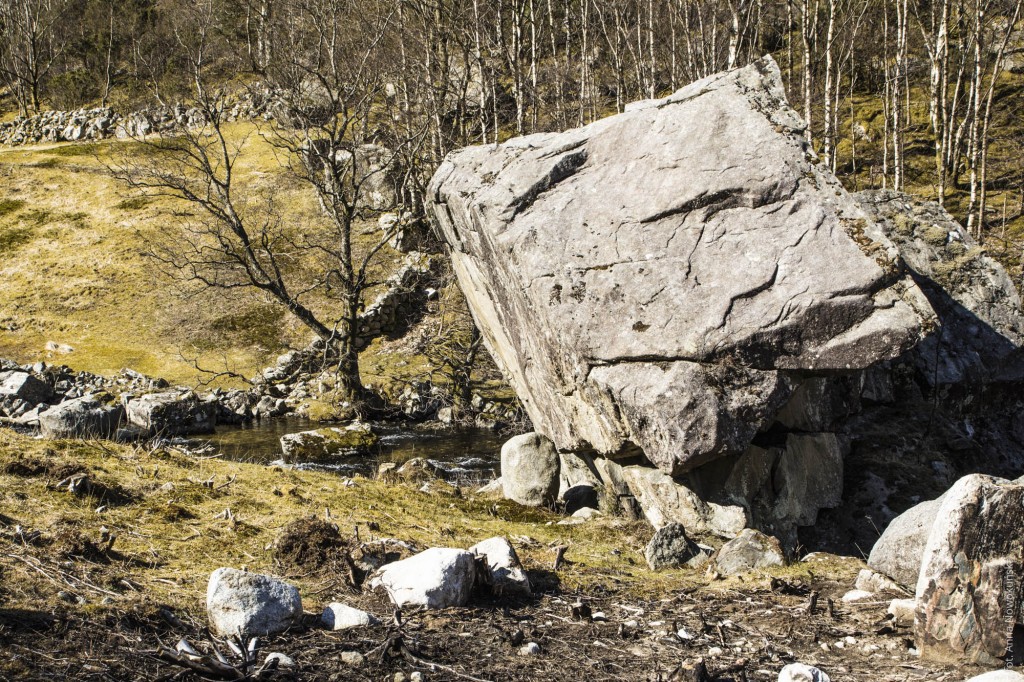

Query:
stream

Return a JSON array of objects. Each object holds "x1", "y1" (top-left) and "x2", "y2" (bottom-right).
[{"x1": 187, "y1": 418, "x2": 505, "y2": 483}]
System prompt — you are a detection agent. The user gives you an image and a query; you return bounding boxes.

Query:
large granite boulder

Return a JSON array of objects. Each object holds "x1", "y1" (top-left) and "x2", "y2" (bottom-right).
[
  {"x1": 915, "y1": 475, "x2": 1024, "y2": 665},
  {"x1": 427, "y1": 56, "x2": 933, "y2": 475}
]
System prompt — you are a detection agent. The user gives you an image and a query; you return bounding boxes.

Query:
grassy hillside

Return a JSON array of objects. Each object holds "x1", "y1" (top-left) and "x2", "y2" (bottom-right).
[{"x1": 0, "y1": 125, "x2": 429, "y2": 390}]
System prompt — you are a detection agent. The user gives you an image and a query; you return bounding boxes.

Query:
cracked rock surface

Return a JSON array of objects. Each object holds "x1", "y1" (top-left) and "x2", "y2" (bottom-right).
[{"x1": 427, "y1": 56, "x2": 934, "y2": 474}]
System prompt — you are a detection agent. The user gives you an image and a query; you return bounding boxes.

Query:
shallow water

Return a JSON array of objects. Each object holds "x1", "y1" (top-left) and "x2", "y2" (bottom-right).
[{"x1": 190, "y1": 418, "x2": 505, "y2": 483}]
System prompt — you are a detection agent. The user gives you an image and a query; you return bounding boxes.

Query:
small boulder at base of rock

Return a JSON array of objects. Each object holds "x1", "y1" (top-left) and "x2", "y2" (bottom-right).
[
  {"x1": 501, "y1": 432, "x2": 560, "y2": 507},
  {"x1": 715, "y1": 529, "x2": 785, "y2": 576},
  {"x1": 840, "y1": 589, "x2": 873, "y2": 603},
  {"x1": 321, "y1": 603, "x2": 379, "y2": 630},
  {"x1": 644, "y1": 523, "x2": 707, "y2": 571},
  {"x1": 855, "y1": 568, "x2": 906, "y2": 595},
  {"x1": 778, "y1": 663, "x2": 831, "y2": 682},
  {"x1": 279, "y1": 422, "x2": 378, "y2": 461},
  {"x1": 206, "y1": 568, "x2": 302, "y2": 639},
  {"x1": 369, "y1": 548, "x2": 476, "y2": 609},
  {"x1": 469, "y1": 536, "x2": 531, "y2": 596},
  {"x1": 888, "y1": 598, "x2": 916, "y2": 627},
  {"x1": 915, "y1": 474, "x2": 1024, "y2": 665},
  {"x1": 39, "y1": 394, "x2": 125, "y2": 439},
  {"x1": 868, "y1": 494, "x2": 945, "y2": 589}
]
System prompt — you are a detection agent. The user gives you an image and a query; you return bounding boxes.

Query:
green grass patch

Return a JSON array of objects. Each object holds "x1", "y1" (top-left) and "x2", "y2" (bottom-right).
[
  {"x1": 0, "y1": 225, "x2": 35, "y2": 251},
  {"x1": 43, "y1": 142, "x2": 106, "y2": 157},
  {"x1": 114, "y1": 196, "x2": 152, "y2": 211},
  {"x1": 0, "y1": 198, "x2": 26, "y2": 217}
]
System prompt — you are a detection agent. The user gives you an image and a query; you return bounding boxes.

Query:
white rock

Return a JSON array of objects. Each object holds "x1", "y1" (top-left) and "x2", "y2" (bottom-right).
[
  {"x1": 855, "y1": 568, "x2": 904, "y2": 594},
  {"x1": 206, "y1": 568, "x2": 302, "y2": 638},
  {"x1": 469, "y1": 537, "x2": 531, "y2": 596},
  {"x1": 778, "y1": 663, "x2": 831, "y2": 682},
  {"x1": 841, "y1": 589, "x2": 873, "y2": 603},
  {"x1": 501, "y1": 433, "x2": 560, "y2": 507},
  {"x1": 321, "y1": 603, "x2": 379, "y2": 630},
  {"x1": 340, "y1": 651, "x2": 365, "y2": 666},
  {"x1": 263, "y1": 652, "x2": 295, "y2": 668},
  {"x1": 708, "y1": 647, "x2": 724, "y2": 656},
  {"x1": 887, "y1": 598, "x2": 916, "y2": 626},
  {"x1": 519, "y1": 642, "x2": 541, "y2": 656},
  {"x1": 370, "y1": 547, "x2": 476, "y2": 609},
  {"x1": 964, "y1": 672, "x2": 1024, "y2": 682}
]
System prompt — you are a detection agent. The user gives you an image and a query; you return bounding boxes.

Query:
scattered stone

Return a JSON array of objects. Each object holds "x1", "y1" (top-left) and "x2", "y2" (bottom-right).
[
  {"x1": 369, "y1": 547, "x2": 476, "y2": 609},
  {"x1": 469, "y1": 536, "x2": 531, "y2": 596},
  {"x1": 888, "y1": 598, "x2": 916, "y2": 627},
  {"x1": 125, "y1": 390, "x2": 216, "y2": 436},
  {"x1": 855, "y1": 568, "x2": 906, "y2": 595},
  {"x1": 519, "y1": 642, "x2": 541, "y2": 656},
  {"x1": 500, "y1": 432, "x2": 560, "y2": 507},
  {"x1": 644, "y1": 523, "x2": 707, "y2": 571},
  {"x1": 714, "y1": 529, "x2": 785, "y2": 576},
  {"x1": 840, "y1": 589, "x2": 873, "y2": 603},
  {"x1": 38, "y1": 393, "x2": 125, "y2": 439},
  {"x1": 340, "y1": 651, "x2": 365, "y2": 667},
  {"x1": 263, "y1": 653, "x2": 295, "y2": 668},
  {"x1": 915, "y1": 475, "x2": 1024, "y2": 665},
  {"x1": 44, "y1": 341, "x2": 75, "y2": 354},
  {"x1": 321, "y1": 603, "x2": 379, "y2": 630},
  {"x1": 279, "y1": 422, "x2": 378, "y2": 461},
  {"x1": 778, "y1": 663, "x2": 831, "y2": 682},
  {"x1": 206, "y1": 568, "x2": 302, "y2": 639}
]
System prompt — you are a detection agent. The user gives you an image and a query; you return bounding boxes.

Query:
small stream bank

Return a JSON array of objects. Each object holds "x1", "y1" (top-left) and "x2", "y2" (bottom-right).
[{"x1": 189, "y1": 418, "x2": 506, "y2": 483}]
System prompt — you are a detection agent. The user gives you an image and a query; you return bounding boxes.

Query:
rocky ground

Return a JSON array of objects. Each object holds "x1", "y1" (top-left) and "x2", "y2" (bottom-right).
[{"x1": 0, "y1": 428, "x2": 1001, "y2": 682}]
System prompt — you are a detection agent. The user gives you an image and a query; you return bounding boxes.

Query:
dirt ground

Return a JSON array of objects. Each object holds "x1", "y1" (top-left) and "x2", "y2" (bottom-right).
[
  {"x1": 0, "y1": 557, "x2": 996, "y2": 682},
  {"x1": 0, "y1": 428, "x2": 1002, "y2": 682}
]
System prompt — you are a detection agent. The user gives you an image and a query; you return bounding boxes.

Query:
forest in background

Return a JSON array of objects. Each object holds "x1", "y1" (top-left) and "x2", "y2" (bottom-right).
[{"x1": 2, "y1": 0, "x2": 1023, "y2": 277}]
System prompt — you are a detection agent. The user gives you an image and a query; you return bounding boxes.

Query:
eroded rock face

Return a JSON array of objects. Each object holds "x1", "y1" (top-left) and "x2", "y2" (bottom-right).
[{"x1": 428, "y1": 56, "x2": 932, "y2": 475}]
